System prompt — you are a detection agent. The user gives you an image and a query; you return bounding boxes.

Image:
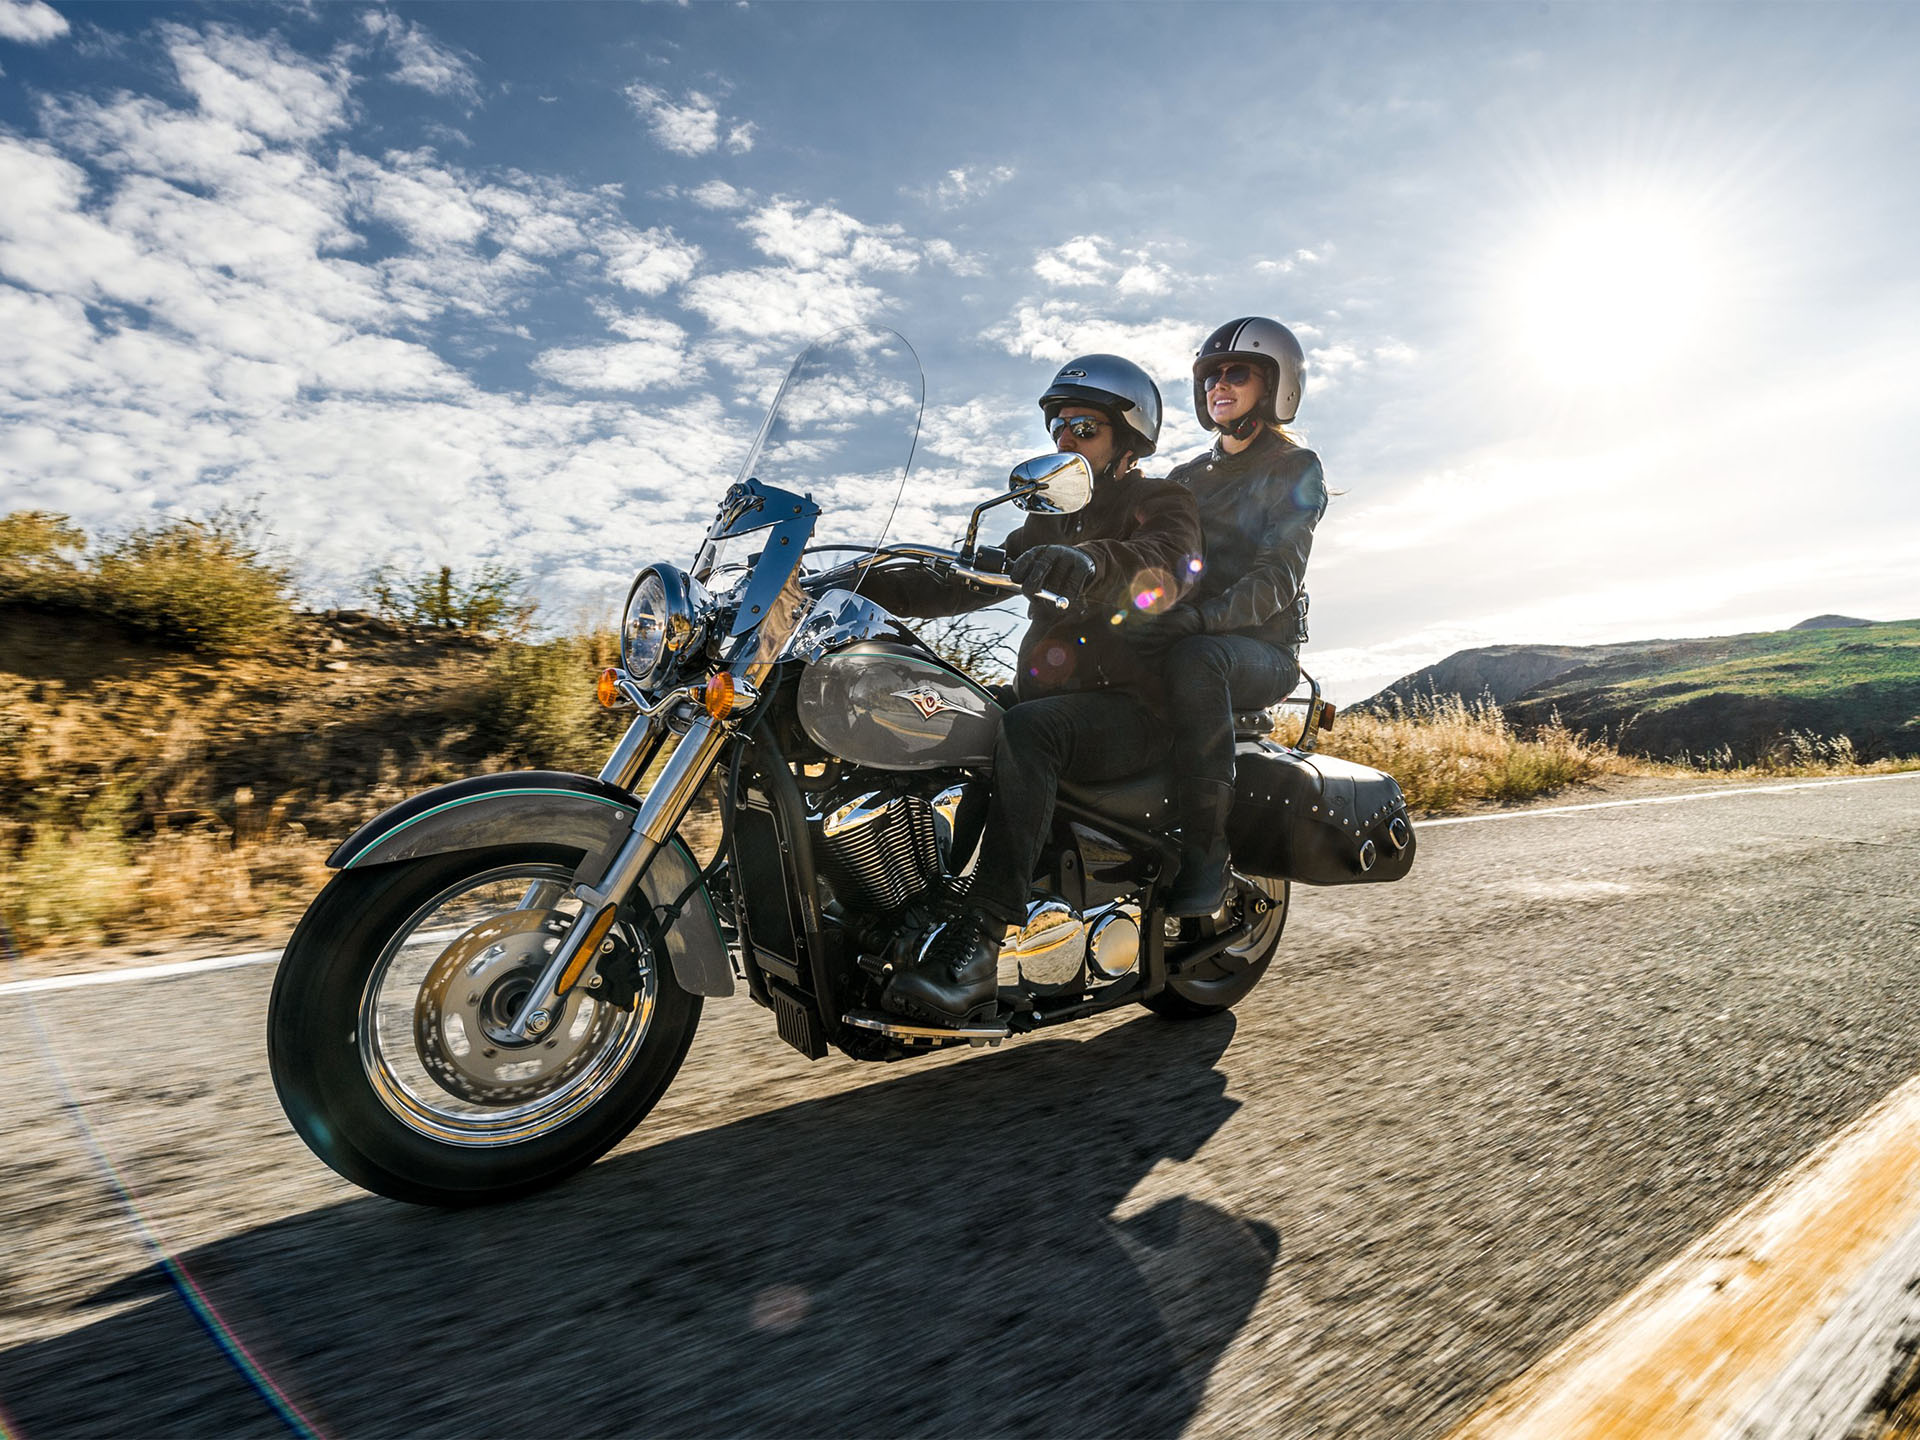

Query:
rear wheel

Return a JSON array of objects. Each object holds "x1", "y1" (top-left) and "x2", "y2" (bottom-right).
[
  {"x1": 267, "y1": 845, "x2": 701, "y2": 1206},
  {"x1": 1143, "y1": 874, "x2": 1288, "y2": 1019}
]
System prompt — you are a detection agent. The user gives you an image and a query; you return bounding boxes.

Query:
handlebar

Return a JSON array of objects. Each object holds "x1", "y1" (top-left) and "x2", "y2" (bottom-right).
[{"x1": 813, "y1": 543, "x2": 1070, "y2": 610}]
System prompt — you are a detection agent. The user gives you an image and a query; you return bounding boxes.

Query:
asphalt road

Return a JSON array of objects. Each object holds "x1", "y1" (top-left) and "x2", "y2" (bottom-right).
[{"x1": 3, "y1": 775, "x2": 1918, "y2": 1439}]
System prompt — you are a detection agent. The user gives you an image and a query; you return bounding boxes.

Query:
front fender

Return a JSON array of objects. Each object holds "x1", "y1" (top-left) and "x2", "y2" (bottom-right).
[{"x1": 327, "y1": 771, "x2": 733, "y2": 998}]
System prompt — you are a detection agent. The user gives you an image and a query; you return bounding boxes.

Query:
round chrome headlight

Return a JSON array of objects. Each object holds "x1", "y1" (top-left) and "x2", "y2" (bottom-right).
[{"x1": 621, "y1": 563, "x2": 702, "y2": 688}]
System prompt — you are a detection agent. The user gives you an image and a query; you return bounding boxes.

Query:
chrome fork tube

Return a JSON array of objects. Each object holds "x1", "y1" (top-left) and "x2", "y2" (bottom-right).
[
  {"x1": 504, "y1": 713, "x2": 730, "y2": 1040},
  {"x1": 600, "y1": 714, "x2": 667, "y2": 792},
  {"x1": 516, "y1": 716, "x2": 668, "y2": 912}
]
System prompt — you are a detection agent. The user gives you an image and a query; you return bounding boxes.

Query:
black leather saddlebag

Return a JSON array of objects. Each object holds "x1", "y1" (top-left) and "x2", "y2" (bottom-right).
[{"x1": 1227, "y1": 741, "x2": 1416, "y2": 885}]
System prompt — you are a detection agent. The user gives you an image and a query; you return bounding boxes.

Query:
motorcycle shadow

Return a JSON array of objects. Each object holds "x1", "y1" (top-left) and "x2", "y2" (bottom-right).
[{"x1": 0, "y1": 1011, "x2": 1279, "y2": 1439}]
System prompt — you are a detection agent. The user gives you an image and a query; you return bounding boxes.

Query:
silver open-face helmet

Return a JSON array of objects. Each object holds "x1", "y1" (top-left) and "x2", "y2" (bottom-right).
[
  {"x1": 1038, "y1": 353, "x2": 1163, "y2": 458},
  {"x1": 1192, "y1": 317, "x2": 1306, "y2": 430}
]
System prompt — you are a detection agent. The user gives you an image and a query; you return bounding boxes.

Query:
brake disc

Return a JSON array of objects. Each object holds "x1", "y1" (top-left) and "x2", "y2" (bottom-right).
[{"x1": 412, "y1": 908, "x2": 617, "y2": 1106}]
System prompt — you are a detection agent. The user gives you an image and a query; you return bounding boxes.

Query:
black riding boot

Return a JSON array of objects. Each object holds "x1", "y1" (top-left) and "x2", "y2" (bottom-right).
[
  {"x1": 882, "y1": 909, "x2": 1002, "y2": 1025},
  {"x1": 1164, "y1": 778, "x2": 1235, "y2": 917}
]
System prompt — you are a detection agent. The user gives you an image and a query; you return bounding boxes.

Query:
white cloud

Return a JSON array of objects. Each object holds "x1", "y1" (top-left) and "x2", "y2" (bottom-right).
[
  {"x1": 162, "y1": 23, "x2": 352, "y2": 144},
  {"x1": 533, "y1": 319, "x2": 687, "y2": 393},
  {"x1": 361, "y1": 11, "x2": 482, "y2": 104},
  {"x1": 1305, "y1": 335, "x2": 1420, "y2": 389},
  {"x1": 600, "y1": 225, "x2": 700, "y2": 295},
  {"x1": 688, "y1": 178, "x2": 748, "y2": 210},
  {"x1": 1116, "y1": 261, "x2": 1172, "y2": 296},
  {"x1": 1032, "y1": 234, "x2": 1115, "y2": 288},
  {"x1": 683, "y1": 266, "x2": 885, "y2": 339},
  {"x1": 625, "y1": 83, "x2": 753, "y2": 157},
  {"x1": 925, "y1": 238, "x2": 985, "y2": 278},
  {"x1": 742, "y1": 199, "x2": 916, "y2": 271},
  {"x1": 985, "y1": 301, "x2": 1204, "y2": 399},
  {"x1": 0, "y1": 23, "x2": 782, "y2": 619},
  {"x1": 0, "y1": 0, "x2": 66, "y2": 43},
  {"x1": 908, "y1": 163, "x2": 1016, "y2": 208}
]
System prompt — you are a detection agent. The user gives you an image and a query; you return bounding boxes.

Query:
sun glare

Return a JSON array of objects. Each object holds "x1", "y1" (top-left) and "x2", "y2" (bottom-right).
[{"x1": 1511, "y1": 198, "x2": 1721, "y2": 390}]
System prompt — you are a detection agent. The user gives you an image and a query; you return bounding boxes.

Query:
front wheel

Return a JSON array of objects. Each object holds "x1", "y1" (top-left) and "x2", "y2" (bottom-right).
[
  {"x1": 1143, "y1": 874, "x2": 1289, "y2": 1020},
  {"x1": 267, "y1": 845, "x2": 701, "y2": 1206}
]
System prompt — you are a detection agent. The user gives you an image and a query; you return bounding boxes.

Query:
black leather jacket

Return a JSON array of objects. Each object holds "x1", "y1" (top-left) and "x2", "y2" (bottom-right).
[
  {"x1": 1163, "y1": 427, "x2": 1326, "y2": 648},
  {"x1": 859, "y1": 467, "x2": 1203, "y2": 710}
]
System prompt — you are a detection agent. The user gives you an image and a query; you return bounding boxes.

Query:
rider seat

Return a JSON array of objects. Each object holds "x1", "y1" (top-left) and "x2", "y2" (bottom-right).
[{"x1": 1056, "y1": 707, "x2": 1289, "y2": 830}]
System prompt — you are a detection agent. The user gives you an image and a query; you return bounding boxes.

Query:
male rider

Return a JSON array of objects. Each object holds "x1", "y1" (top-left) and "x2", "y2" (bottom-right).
[{"x1": 859, "y1": 356, "x2": 1203, "y2": 1026}]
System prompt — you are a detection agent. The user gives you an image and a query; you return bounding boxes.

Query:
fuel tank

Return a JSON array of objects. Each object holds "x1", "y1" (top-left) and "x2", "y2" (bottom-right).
[{"x1": 796, "y1": 639, "x2": 1004, "y2": 770}]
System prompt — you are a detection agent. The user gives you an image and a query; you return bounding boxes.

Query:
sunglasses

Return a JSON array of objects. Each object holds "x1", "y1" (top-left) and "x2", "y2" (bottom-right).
[
  {"x1": 1202, "y1": 362, "x2": 1256, "y2": 391},
  {"x1": 1048, "y1": 414, "x2": 1108, "y2": 441}
]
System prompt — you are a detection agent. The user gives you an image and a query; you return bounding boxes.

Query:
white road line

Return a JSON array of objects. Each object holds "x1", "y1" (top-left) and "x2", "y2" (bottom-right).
[
  {"x1": 1421, "y1": 770, "x2": 1920, "y2": 828},
  {"x1": 0, "y1": 948, "x2": 285, "y2": 996},
  {"x1": 1451, "y1": 1072, "x2": 1920, "y2": 1440},
  {"x1": 0, "y1": 927, "x2": 466, "y2": 997},
  {"x1": 6, "y1": 772, "x2": 1914, "y2": 995}
]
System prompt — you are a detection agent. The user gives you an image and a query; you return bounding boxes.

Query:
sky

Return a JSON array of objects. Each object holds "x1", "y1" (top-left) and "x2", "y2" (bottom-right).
[{"x1": 2, "y1": 0, "x2": 1916, "y2": 702}]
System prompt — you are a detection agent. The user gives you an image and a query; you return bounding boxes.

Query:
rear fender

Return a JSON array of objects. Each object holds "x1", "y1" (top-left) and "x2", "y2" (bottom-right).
[{"x1": 327, "y1": 771, "x2": 733, "y2": 997}]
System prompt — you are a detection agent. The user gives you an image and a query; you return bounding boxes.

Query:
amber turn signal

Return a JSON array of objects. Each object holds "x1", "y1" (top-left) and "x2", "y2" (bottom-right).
[
  {"x1": 596, "y1": 668, "x2": 621, "y2": 708},
  {"x1": 703, "y1": 671, "x2": 736, "y2": 719}
]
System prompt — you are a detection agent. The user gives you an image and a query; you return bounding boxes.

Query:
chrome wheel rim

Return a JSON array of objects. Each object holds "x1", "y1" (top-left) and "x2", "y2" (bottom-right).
[
  {"x1": 358, "y1": 862, "x2": 656, "y2": 1148},
  {"x1": 1224, "y1": 875, "x2": 1288, "y2": 963}
]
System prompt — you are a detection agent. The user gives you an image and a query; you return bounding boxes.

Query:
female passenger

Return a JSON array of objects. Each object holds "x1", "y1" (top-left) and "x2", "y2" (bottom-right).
[{"x1": 1138, "y1": 317, "x2": 1328, "y2": 916}]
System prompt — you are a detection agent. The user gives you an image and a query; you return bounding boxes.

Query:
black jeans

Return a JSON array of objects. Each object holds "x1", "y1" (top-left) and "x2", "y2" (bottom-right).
[
  {"x1": 969, "y1": 690, "x2": 1166, "y2": 925},
  {"x1": 1163, "y1": 634, "x2": 1300, "y2": 789}
]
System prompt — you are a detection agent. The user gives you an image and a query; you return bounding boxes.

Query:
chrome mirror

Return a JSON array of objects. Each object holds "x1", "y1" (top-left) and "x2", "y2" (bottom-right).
[{"x1": 1009, "y1": 452, "x2": 1094, "y2": 514}]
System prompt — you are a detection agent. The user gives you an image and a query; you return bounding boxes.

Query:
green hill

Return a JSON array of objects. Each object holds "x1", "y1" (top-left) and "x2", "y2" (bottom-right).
[
  {"x1": 1369, "y1": 619, "x2": 1920, "y2": 763},
  {"x1": 1503, "y1": 620, "x2": 1920, "y2": 761}
]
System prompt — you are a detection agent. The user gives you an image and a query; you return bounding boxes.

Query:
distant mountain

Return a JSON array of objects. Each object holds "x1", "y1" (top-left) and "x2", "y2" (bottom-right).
[
  {"x1": 1367, "y1": 640, "x2": 1683, "y2": 709},
  {"x1": 1363, "y1": 619, "x2": 1920, "y2": 762},
  {"x1": 1789, "y1": 614, "x2": 1875, "y2": 630}
]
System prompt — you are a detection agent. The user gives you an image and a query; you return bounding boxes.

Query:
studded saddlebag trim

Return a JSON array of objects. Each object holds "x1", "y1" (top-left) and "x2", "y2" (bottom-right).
[{"x1": 1227, "y1": 741, "x2": 1416, "y2": 885}]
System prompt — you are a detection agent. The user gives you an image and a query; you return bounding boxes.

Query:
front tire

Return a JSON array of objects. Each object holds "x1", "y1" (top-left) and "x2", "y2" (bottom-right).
[
  {"x1": 1144, "y1": 874, "x2": 1288, "y2": 1020},
  {"x1": 267, "y1": 845, "x2": 701, "y2": 1206}
]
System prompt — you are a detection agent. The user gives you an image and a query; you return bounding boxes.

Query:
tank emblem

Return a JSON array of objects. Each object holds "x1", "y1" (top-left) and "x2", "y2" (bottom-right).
[{"x1": 892, "y1": 686, "x2": 963, "y2": 720}]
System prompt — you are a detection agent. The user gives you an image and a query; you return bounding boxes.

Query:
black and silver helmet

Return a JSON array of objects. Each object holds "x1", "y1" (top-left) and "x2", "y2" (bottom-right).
[
  {"x1": 1038, "y1": 353, "x2": 1162, "y2": 458},
  {"x1": 1192, "y1": 317, "x2": 1306, "y2": 430}
]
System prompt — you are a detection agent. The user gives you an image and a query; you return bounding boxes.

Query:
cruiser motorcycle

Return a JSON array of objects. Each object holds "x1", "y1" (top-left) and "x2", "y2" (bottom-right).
[{"x1": 268, "y1": 328, "x2": 1416, "y2": 1206}]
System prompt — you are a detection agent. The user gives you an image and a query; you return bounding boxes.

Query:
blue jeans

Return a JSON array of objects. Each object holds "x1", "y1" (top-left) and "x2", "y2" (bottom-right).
[{"x1": 1163, "y1": 634, "x2": 1300, "y2": 788}]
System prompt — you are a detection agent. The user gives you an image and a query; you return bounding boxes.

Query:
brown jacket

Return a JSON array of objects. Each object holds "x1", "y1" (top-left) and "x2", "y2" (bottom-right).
[{"x1": 861, "y1": 468, "x2": 1203, "y2": 710}]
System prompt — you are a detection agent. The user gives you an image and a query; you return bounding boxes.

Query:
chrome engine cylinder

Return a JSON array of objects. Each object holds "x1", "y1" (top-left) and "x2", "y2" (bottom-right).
[{"x1": 816, "y1": 791, "x2": 943, "y2": 912}]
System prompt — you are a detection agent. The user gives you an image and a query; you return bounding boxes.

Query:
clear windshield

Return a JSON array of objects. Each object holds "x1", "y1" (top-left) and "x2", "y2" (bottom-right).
[{"x1": 720, "y1": 326, "x2": 923, "y2": 580}]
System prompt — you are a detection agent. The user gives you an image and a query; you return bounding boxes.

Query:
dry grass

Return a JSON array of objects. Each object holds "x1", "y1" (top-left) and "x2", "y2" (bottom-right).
[
  {"x1": 1319, "y1": 691, "x2": 1637, "y2": 814},
  {"x1": 1320, "y1": 691, "x2": 1917, "y2": 815}
]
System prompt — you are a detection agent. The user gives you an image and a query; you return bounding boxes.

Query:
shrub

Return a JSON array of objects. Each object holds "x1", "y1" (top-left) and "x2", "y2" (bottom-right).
[
  {"x1": 1321, "y1": 690, "x2": 1626, "y2": 813},
  {"x1": 1, "y1": 508, "x2": 294, "y2": 652},
  {"x1": 0, "y1": 510, "x2": 88, "y2": 606},
  {"x1": 368, "y1": 562, "x2": 537, "y2": 636},
  {"x1": 481, "y1": 629, "x2": 624, "y2": 771}
]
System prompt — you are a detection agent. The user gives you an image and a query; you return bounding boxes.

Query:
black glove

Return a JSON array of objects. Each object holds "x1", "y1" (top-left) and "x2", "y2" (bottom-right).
[
  {"x1": 1007, "y1": 544, "x2": 1095, "y2": 603},
  {"x1": 1132, "y1": 603, "x2": 1205, "y2": 656}
]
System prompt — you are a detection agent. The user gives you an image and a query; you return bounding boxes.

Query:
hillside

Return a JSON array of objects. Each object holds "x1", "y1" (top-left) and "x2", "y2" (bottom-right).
[
  {"x1": 0, "y1": 602, "x2": 624, "y2": 951},
  {"x1": 1369, "y1": 618, "x2": 1920, "y2": 762}
]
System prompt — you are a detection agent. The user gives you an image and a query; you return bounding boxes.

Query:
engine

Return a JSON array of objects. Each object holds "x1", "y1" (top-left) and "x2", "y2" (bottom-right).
[
  {"x1": 813, "y1": 782, "x2": 966, "y2": 913},
  {"x1": 811, "y1": 777, "x2": 1141, "y2": 999}
]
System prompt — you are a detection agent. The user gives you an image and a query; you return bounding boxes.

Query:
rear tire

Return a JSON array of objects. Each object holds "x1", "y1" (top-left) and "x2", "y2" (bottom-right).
[
  {"x1": 1143, "y1": 874, "x2": 1288, "y2": 1020},
  {"x1": 267, "y1": 845, "x2": 701, "y2": 1206}
]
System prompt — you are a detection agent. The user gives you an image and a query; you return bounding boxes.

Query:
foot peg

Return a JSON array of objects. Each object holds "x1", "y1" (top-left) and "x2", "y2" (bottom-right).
[{"x1": 842, "y1": 1009, "x2": 1009, "y2": 1047}]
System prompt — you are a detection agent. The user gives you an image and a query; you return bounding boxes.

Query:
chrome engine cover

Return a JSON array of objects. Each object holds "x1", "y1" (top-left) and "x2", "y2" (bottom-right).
[{"x1": 1000, "y1": 897, "x2": 1086, "y2": 990}]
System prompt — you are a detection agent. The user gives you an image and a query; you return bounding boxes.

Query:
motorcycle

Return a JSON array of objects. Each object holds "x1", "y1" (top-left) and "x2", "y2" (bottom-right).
[{"x1": 268, "y1": 328, "x2": 1416, "y2": 1206}]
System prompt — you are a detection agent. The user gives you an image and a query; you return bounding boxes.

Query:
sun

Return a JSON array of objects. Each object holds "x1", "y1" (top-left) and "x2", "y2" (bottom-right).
[{"x1": 1509, "y1": 196, "x2": 1721, "y2": 390}]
